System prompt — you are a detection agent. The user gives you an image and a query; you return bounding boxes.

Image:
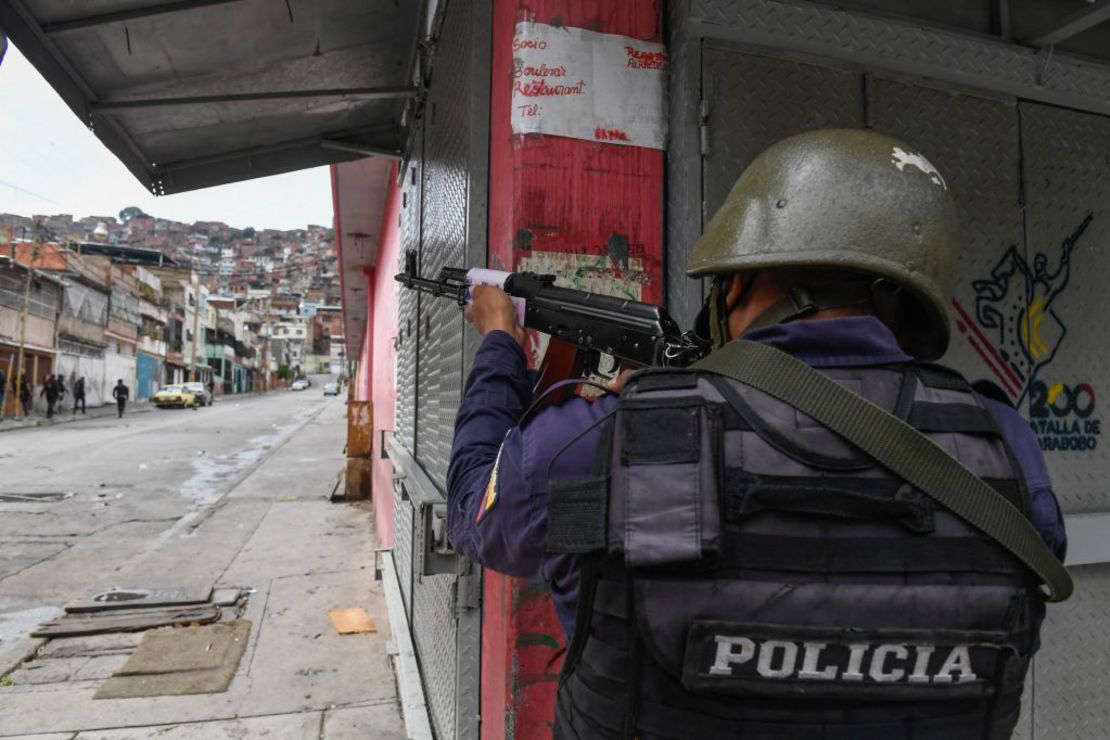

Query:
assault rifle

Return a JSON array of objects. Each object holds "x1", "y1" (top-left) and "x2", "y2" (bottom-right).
[{"x1": 394, "y1": 251, "x2": 707, "y2": 392}]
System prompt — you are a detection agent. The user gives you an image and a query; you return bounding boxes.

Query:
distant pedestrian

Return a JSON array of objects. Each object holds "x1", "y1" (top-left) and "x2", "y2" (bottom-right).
[
  {"x1": 0, "y1": 366, "x2": 6, "y2": 419},
  {"x1": 112, "y1": 379, "x2": 129, "y2": 418},
  {"x1": 207, "y1": 378, "x2": 215, "y2": 405},
  {"x1": 40, "y1": 375, "x2": 58, "y2": 419},
  {"x1": 73, "y1": 376, "x2": 86, "y2": 414},
  {"x1": 56, "y1": 374, "x2": 67, "y2": 403},
  {"x1": 18, "y1": 375, "x2": 32, "y2": 417}
]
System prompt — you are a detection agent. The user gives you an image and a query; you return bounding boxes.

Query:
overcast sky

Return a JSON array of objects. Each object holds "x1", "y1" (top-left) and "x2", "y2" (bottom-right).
[{"x1": 0, "y1": 44, "x2": 334, "y2": 231}]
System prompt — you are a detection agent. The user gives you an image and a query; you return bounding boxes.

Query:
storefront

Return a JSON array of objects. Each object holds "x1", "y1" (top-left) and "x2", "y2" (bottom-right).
[
  {"x1": 10, "y1": 0, "x2": 1110, "y2": 735},
  {"x1": 0, "y1": 341, "x2": 54, "y2": 417},
  {"x1": 337, "y1": 2, "x2": 1110, "y2": 737}
]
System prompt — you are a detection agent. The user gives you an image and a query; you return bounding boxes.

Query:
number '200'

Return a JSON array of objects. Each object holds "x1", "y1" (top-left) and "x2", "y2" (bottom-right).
[{"x1": 1029, "y1": 381, "x2": 1096, "y2": 418}]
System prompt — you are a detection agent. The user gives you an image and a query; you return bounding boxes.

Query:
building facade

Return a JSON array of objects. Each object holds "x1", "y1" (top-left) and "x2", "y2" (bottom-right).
[
  {"x1": 329, "y1": 1, "x2": 1110, "y2": 737},
  {"x1": 0, "y1": 254, "x2": 61, "y2": 416}
]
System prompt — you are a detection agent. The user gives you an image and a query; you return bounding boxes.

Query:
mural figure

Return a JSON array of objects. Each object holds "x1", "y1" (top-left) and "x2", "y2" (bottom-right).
[{"x1": 965, "y1": 213, "x2": 1093, "y2": 402}]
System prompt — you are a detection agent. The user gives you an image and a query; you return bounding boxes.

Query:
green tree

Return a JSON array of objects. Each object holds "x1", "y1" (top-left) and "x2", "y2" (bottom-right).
[
  {"x1": 276, "y1": 364, "x2": 292, "y2": 381},
  {"x1": 118, "y1": 206, "x2": 148, "y2": 222},
  {"x1": 243, "y1": 227, "x2": 256, "y2": 240}
]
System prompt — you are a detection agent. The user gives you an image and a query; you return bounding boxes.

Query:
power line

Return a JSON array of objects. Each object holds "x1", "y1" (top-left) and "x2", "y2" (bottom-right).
[{"x1": 0, "y1": 179, "x2": 60, "y2": 205}]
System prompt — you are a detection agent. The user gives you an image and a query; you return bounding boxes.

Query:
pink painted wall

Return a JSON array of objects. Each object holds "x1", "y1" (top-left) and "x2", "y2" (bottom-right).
[{"x1": 370, "y1": 164, "x2": 402, "y2": 548}]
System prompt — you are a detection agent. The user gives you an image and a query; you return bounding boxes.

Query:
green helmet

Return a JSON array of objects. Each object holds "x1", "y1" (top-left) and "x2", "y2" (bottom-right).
[{"x1": 688, "y1": 128, "x2": 958, "y2": 360}]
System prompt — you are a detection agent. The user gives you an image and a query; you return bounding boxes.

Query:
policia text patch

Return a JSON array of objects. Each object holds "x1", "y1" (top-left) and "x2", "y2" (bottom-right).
[{"x1": 683, "y1": 622, "x2": 1013, "y2": 700}]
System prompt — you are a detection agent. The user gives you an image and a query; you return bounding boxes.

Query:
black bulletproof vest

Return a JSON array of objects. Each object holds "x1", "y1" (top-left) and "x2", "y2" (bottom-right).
[{"x1": 546, "y1": 364, "x2": 1040, "y2": 740}]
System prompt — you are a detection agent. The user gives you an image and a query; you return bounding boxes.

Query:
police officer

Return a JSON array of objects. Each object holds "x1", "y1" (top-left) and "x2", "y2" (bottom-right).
[{"x1": 447, "y1": 129, "x2": 1067, "y2": 738}]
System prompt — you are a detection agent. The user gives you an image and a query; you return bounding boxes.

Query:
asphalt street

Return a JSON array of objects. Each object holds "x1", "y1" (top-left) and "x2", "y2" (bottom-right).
[{"x1": 0, "y1": 381, "x2": 403, "y2": 738}]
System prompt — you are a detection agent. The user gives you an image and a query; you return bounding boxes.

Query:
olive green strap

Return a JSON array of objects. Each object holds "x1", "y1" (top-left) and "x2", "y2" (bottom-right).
[{"x1": 693, "y1": 340, "x2": 1073, "y2": 603}]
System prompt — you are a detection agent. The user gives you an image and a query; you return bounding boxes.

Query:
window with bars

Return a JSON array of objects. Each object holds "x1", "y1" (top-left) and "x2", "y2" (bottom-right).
[{"x1": 0, "y1": 267, "x2": 60, "y2": 320}]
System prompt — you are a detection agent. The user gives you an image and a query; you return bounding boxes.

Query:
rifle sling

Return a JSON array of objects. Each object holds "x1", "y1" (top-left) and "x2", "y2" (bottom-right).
[{"x1": 692, "y1": 340, "x2": 1073, "y2": 603}]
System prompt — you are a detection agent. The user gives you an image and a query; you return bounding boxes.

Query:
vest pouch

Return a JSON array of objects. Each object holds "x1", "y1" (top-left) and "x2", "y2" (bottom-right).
[{"x1": 610, "y1": 399, "x2": 723, "y2": 567}]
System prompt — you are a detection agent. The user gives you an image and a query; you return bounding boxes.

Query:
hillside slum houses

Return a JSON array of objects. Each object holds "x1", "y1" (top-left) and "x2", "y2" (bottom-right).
[{"x1": 0, "y1": 237, "x2": 338, "y2": 417}]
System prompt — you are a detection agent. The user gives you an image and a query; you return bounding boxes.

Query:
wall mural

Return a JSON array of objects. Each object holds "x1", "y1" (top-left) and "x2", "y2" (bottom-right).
[{"x1": 953, "y1": 213, "x2": 1099, "y2": 452}]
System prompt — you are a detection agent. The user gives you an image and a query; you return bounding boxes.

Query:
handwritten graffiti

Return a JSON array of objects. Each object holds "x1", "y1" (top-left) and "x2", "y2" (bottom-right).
[
  {"x1": 513, "y1": 62, "x2": 567, "y2": 78},
  {"x1": 594, "y1": 127, "x2": 630, "y2": 142},
  {"x1": 625, "y1": 46, "x2": 667, "y2": 70},
  {"x1": 955, "y1": 213, "x2": 1097, "y2": 452},
  {"x1": 512, "y1": 79, "x2": 588, "y2": 97}
]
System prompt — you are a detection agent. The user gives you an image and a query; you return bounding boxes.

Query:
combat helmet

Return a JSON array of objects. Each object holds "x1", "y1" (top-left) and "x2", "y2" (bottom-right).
[{"x1": 688, "y1": 129, "x2": 958, "y2": 360}]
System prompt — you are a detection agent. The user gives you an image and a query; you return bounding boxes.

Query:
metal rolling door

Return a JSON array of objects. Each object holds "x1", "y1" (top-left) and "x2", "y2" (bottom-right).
[
  {"x1": 411, "y1": 0, "x2": 474, "y2": 735},
  {"x1": 394, "y1": 134, "x2": 423, "y2": 614},
  {"x1": 1018, "y1": 101, "x2": 1110, "y2": 739},
  {"x1": 700, "y1": 45, "x2": 863, "y2": 222},
  {"x1": 397, "y1": 150, "x2": 422, "y2": 455},
  {"x1": 393, "y1": 483, "x2": 415, "y2": 613},
  {"x1": 415, "y1": 0, "x2": 470, "y2": 490}
]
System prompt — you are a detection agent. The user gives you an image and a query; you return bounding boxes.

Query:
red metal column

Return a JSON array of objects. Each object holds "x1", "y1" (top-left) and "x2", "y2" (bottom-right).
[{"x1": 484, "y1": 2, "x2": 664, "y2": 737}]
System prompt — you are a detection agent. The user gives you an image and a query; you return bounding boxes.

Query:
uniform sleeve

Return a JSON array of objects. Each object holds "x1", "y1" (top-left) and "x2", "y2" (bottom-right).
[
  {"x1": 982, "y1": 397, "x2": 1068, "y2": 560},
  {"x1": 446, "y1": 331, "x2": 543, "y2": 578},
  {"x1": 446, "y1": 329, "x2": 620, "y2": 585}
]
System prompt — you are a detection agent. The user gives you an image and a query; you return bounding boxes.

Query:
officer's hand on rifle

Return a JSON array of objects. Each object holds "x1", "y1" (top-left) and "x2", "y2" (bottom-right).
[{"x1": 464, "y1": 285, "x2": 527, "y2": 348}]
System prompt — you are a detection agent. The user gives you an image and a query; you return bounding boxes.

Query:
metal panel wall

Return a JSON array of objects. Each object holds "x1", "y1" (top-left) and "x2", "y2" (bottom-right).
[
  {"x1": 690, "y1": 26, "x2": 1110, "y2": 738},
  {"x1": 866, "y1": 78, "x2": 1027, "y2": 412},
  {"x1": 700, "y1": 46, "x2": 863, "y2": 219},
  {"x1": 1018, "y1": 103, "x2": 1110, "y2": 514},
  {"x1": 1018, "y1": 102, "x2": 1110, "y2": 739},
  {"x1": 865, "y1": 77, "x2": 1032, "y2": 739},
  {"x1": 665, "y1": 0, "x2": 705, "y2": 330}
]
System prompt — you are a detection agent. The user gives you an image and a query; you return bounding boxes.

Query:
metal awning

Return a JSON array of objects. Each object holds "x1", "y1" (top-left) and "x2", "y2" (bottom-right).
[
  {"x1": 332, "y1": 157, "x2": 392, "y2": 363},
  {"x1": 0, "y1": 1, "x2": 420, "y2": 194}
]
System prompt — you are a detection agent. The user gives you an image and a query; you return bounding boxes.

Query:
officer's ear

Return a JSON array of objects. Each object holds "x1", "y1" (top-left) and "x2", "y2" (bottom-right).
[{"x1": 723, "y1": 274, "x2": 746, "y2": 311}]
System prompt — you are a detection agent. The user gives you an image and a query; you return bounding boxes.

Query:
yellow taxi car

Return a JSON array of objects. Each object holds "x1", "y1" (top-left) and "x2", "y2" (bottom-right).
[{"x1": 152, "y1": 385, "x2": 198, "y2": 409}]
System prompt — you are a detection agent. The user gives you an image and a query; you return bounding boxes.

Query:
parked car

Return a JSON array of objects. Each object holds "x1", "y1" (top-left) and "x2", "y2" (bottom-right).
[
  {"x1": 183, "y1": 382, "x2": 209, "y2": 406},
  {"x1": 323, "y1": 382, "x2": 340, "y2": 396},
  {"x1": 153, "y1": 385, "x2": 197, "y2": 409},
  {"x1": 291, "y1": 379, "x2": 309, "y2": 391}
]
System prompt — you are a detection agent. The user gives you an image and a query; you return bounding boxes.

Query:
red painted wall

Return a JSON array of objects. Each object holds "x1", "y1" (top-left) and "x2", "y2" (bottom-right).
[
  {"x1": 484, "y1": 2, "x2": 664, "y2": 738},
  {"x1": 370, "y1": 165, "x2": 402, "y2": 548}
]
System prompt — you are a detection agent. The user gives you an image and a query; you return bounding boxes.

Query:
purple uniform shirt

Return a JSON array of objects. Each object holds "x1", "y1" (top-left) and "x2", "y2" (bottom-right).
[{"x1": 446, "y1": 316, "x2": 1067, "y2": 639}]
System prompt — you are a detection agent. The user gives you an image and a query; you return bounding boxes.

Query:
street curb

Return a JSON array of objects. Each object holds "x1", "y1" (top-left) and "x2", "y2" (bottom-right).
[
  {"x1": 379, "y1": 550, "x2": 434, "y2": 740},
  {"x1": 0, "y1": 389, "x2": 289, "y2": 433},
  {"x1": 0, "y1": 405, "x2": 153, "y2": 433}
]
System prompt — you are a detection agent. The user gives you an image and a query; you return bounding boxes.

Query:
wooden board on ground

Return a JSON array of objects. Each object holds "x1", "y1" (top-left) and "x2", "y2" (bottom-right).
[
  {"x1": 328, "y1": 607, "x2": 376, "y2": 634},
  {"x1": 94, "y1": 620, "x2": 251, "y2": 699},
  {"x1": 65, "y1": 586, "x2": 213, "y2": 613},
  {"x1": 32, "y1": 605, "x2": 220, "y2": 638}
]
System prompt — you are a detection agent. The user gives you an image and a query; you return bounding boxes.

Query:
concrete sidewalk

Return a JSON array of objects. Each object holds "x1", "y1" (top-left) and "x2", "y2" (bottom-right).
[
  {"x1": 0, "y1": 399, "x2": 404, "y2": 739},
  {"x1": 0, "y1": 400, "x2": 152, "y2": 433}
]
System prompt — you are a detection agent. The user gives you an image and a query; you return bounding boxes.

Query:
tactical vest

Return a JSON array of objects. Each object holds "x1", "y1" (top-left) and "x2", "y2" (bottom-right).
[{"x1": 546, "y1": 363, "x2": 1040, "y2": 740}]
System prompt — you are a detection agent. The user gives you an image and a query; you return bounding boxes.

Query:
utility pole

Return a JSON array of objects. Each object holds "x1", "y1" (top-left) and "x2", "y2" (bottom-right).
[
  {"x1": 14, "y1": 218, "x2": 44, "y2": 418},
  {"x1": 191, "y1": 271, "x2": 202, "y2": 382}
]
